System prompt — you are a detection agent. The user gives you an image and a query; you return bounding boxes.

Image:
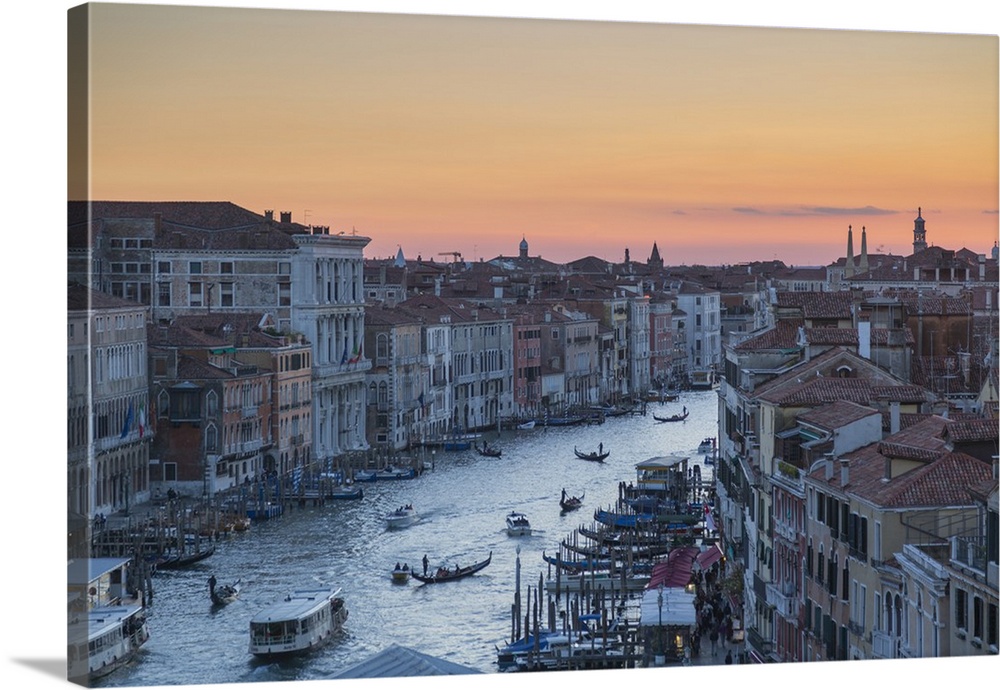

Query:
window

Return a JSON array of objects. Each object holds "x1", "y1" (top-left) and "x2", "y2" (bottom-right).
[
  {"x1": 552, "y1": 328, "x2": 559, "y2": 340},
  {"x1": 189, "y1": 261, "x2": 202, "y2": 274},
  {"x1": 955, "y1": 588, "x2": 968, "y2": 630},
  {"x1": 973, "y1": 596, "x2": 984, "y2": 640},
  {"x1": 157, "y1": 261, "x2": 171, "y2": 274},
  {"x1": 164, "y1": 462, "x2": 177, "y2": 481},
  {"x1": 157, "y1": 282, "x2": 171, "y2": 307},
  {"x1": 189, "y1": 282, "x2": 203, "y2": 307},
  {"x1": 988, "y1": 604, "x2": 998, "y2": 647},
  {"x1": 278, "y1": 261, "x2": 291, "y2": 275},
  {"x1": 221, "y1": 261, "x2": 234, "y2": 274},
  {"x1": 220, "y1": 283, "x2": 234, "y2": 307},
  {"x1": 279, "y1": 281, "x2": 291, "y2": 306}
]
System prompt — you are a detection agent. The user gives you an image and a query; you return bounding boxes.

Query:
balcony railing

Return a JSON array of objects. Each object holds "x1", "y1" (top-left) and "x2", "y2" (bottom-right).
[
  {"x1": 871, "y1": 631, "x2": 901, "y2": 659},
  {"x1": 766, "y1": 581, "x2": 800, "y2": 621},
  {"x1": 952, "y1": 535, "x2": 988, "y2": 573},
  {"x1": 746, "y1": 626, "x2": 773, "y2": 657}
]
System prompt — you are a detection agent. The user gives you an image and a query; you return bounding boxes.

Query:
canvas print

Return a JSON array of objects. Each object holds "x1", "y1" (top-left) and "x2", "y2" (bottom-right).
[{"x1": 65, "y1": 2, "x2": 999, "y2": 688}]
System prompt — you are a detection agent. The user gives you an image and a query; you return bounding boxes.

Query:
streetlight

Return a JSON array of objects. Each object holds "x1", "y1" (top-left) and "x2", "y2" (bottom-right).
[{"x1": 657, "y1": 583, "x2": 664, "y2": 664}]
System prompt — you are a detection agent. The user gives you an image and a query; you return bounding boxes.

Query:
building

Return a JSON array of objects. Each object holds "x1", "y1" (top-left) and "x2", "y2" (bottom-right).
[{"x1": 68, "y1": 284, "x2": 153, "y2": 519}]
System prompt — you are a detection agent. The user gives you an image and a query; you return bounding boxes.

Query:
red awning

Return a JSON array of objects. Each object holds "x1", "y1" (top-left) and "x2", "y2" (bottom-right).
[
  {"x1": 646, "y1": 546, "x2": 699, "y2": 589},
  {"x1": 696, "y1": 544, "x2": 724, "y2": 571}
]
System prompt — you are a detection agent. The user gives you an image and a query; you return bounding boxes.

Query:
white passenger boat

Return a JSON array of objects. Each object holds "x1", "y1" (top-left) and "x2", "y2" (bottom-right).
[
  {"x1": 68, "y1": 603, "x2": 150, "y2": 682},
  {"x1": 505, "y1": 511, "x2": 532, "y2": 537},
  {"x1": 248, "y1": 587, "x2": 347, "y2": 657},
  {"x1": 385, "y1": 504, "x2": 418, "y2": 529}
]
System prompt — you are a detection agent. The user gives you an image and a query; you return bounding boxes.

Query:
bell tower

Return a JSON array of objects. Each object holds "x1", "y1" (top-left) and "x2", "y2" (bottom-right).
[{"x1": 912, "y1": 207, "x2": 928, "y2": 253}]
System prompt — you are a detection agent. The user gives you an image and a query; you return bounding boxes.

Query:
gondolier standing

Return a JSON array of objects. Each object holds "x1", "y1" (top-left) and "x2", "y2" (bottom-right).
[{"x1": 422, "y1": 554, "x2": 429, "y2": 576}]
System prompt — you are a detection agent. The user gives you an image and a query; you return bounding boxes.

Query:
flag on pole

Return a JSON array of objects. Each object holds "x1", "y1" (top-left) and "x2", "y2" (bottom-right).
[
  {"x1": 340, "y1": 343, "x2": 349, "y2": 365},
  {"x1": 138, "y1": 402, "x2": 146, "y2": 438},
  {"x1": 120, "y1": 402, "x2": 134, "y2": 439},
  {"x1": 704, "y1": 503, "x2": 717, "y2": 534},
  {"x1": 348, "y1": 342, "x2": 362, "y2": 364}
]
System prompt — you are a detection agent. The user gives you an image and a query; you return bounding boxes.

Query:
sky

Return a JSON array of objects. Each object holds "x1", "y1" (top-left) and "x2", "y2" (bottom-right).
[{"x1": 77, "y1": 1, "x2": 998, "y2": 267}]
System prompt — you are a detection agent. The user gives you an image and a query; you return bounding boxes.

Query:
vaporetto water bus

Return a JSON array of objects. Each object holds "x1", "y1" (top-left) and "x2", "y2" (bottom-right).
[{"x1": 248, "y1": 587, "x2": 347, "y2": 657}]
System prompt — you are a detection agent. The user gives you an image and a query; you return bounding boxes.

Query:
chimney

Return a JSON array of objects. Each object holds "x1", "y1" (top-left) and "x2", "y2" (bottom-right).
[
  {"x1": 264, "y1": 210, "x2": 274, "y2": 221},
  {"x1": 824, "y1": 454, "x2": 835, "y2": 481},
  {"x1": 840, "y1": 457, "x2": 849, "y2": 487},
  {"x1": 979, "y1": 254, "x2": 986, "y2": 280},
  {"x1": 890, "y1": 401, "x2": 901, "y2": 435},
  {"x1": 280, "y1": 211, "x2": 291, "y2": 223},
  {"x1": 858, "y1": 320, "x2": 871, "y2": 360},
  {"x1": 153, "y1": 211, "x2": 162, "y2": 234}
]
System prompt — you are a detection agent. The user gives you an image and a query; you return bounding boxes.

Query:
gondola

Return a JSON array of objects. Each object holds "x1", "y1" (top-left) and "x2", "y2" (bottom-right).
[
  {"x1": 559, "y1": 488, "x2": 585, "y2": 511},
  {"x1": 476, "y1": 442, "x2": 502, "y2": 458},
  {"x1": 411, "y1": 551, "x2": 492, "y2": 584},
  {"x1": 652, "y1": 411, "x2": 688, "y2": 423},
  {"x1": 208, "y1": 575, "x2": 242, "y2": 605},
  {"x1": 573, "y1": 446, "x2": 610, "y2": 462}
]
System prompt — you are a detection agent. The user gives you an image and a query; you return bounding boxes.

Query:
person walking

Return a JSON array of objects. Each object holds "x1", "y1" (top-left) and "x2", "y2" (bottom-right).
[
  {"x1": 725, "y1": 649, "x2": 733, "y2": 665},
  {"x1": 710, "y1": 628, "x2": 719, "y2": 656}
]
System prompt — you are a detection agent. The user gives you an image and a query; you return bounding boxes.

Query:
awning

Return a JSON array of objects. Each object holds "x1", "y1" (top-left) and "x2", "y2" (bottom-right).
[
  {"x1": 696, "y1": 544, "x2": 724, "y2": 571},
  {"x1": 646, "y1": 546, "x2": 699, "y2": 589},
  {"x1": 638, "y1": 587, "x2": 697, "y2": 627}
]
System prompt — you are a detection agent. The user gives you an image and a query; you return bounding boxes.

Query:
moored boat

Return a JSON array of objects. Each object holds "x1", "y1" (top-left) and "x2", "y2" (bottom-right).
[
  {"x1": 410, "y1": 552, "x2": 492, "y2": 584},
  {"x1": 328, "y1": 483, "x2": 364, "y2": 500},
  {"x1": 249, "y1": 588, "x2": 347, "y2": 657},
  {"x1": 697, "y1": 437, "x2": 715, "y2": 453},
  {"x1": 516, "y1": 420, "x2": 536, "y2": 430},
  {"x1": 385, "y1": 504, "x2": 418, "y2": 529},
  {"x1": 68, "y1": 603, "x2": 150, "y2": 682},
  {"x1": 505, "y1": 511, "x2": 532, "y2": 536}
]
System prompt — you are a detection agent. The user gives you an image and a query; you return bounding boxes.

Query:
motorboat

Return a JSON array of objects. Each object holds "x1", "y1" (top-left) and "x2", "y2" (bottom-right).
[
  {"x1": 390, "y1": 563, "x2": 411, "y2": 584},
  {"x1": 505, "y1": 511, "x2": 532, "y2": 536},
  {"x1": 698, "y1": 437, "x2": 715, "y2": 454},
  {"x1": 385, "y1": 504, "x2": 418, "y2": 530},
  {"x1": 516, "y1": 420, "x2": 536, "y2": 430},
  {"x1": 248, "y1": 587, "x2": 347, "y2": 657}
]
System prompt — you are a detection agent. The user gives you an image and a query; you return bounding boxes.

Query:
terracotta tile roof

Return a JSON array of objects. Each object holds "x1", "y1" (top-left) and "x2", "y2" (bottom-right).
[
  {"x1": 175, "y1": 355, "x2": 234, "y2": 380},
  {"x1": 870, "y1": 327, "x2": 916, "y2": 346},
  {"x1": 809, "y1": 441, "x2": 991, "y2": 509},
  {"x1": 876, "y1": 416, "x2": 948, "y2": 461},
  {"x1": 775, "y1": 291, "x2": 854, "y2": 319},
  {"x1": 880, "y1": 412, "x2": 931, "y2": 432},
  {"x1": 942, "y1": 418, "x2": 999, "y2": 444},
  {"x1": 67, "y1": 282, "x2": 145, "y2": 311},
  {"x1": 732, "y1": 320, "x2": 803, "y2": 351},
  {"x1": 758, "y1": 376, "x2": 928, "y2": 406},
  {"x1": 797, "y1": 401, "x2": 880, "y2": 431},
  {"x1": 805, "y1": 328, "x2": 858, "y2": 346},
  {"x1": 877, "y1": 452, "x2": 994, "y2": 508}
]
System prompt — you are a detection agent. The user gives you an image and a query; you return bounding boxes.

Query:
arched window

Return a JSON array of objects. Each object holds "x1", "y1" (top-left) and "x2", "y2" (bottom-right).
[
  {"x1": 376, "y1": 333, "x2": 389, "y2": 365},
  {"x1": 205, "y1": 425, "x2": 217, "y2": 452}
]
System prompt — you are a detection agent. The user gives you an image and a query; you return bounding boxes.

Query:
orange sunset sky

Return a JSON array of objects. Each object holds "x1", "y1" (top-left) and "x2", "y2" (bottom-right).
[{"x1": 80, "y1": 2, "x2": 999, "y2": 267}]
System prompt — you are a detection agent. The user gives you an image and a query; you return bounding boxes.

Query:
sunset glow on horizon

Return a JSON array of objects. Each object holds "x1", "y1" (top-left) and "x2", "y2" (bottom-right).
[{"x1": 82, "y1": 4, "x2": 999, "y2": 266}]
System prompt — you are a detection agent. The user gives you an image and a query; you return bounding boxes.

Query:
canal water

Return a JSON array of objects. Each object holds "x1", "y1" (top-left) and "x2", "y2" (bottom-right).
[{"x1": 98, "y1": 391, "x2": 719, "y2": 687}]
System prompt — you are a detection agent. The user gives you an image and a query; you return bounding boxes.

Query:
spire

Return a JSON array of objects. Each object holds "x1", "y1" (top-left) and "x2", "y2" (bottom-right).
[
  {"x1": 394, "y1": 246, "x2": 406, "y2": 268},
  {"x1": 859, "y1": 226, "x2": 869, "y2": 274},
  {"x1": 845, "y1": 225, "x2": 855, "y2": 278},
  {"x1": 519, "y1": 235, "x2": 528, "y2": 260},
  {"x1": 648, "y1": 242, "x2": 663, "y2": 268}
]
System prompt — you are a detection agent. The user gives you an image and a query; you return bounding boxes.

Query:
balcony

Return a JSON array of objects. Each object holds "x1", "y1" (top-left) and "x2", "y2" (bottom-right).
[
  {"x1": 951, "y1": 535, "x2": 988, "y2": 574},
  {"x1": 746, "y1": 626, "x2": 773, "y2": 657},
  {"x1": 290, "y1": 434, "x2": 304, "y2": 446},
  {"x1": 848, "y1": 619, "x2": 864, "y2": 637},
  {"x1": 766, "y1": 581, "x2": 800, "y2": 621},
  {"x1": 773, "y1": 520, "x2": 798, "y2": 544},
  {"x1": 871, "y1": 631, "x2": 901, "y2": 660},
  {"x1": 242, "y1": 406, "x2": 257, "y2": 418}
]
